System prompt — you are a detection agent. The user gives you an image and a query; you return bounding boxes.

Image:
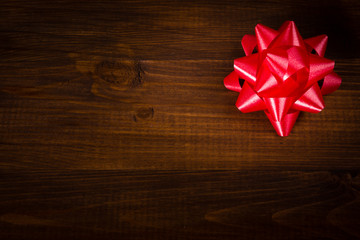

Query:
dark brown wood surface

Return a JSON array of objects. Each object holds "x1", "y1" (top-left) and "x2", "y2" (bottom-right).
[{"x1": 0, "y1": 0, "x2": 359, "y2": 239}]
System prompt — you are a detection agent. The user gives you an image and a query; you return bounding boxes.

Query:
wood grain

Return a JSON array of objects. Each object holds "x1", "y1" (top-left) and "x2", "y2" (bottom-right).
[
  {"x1": 0, "y1": 0, "x2": 359, "y2": 239},
  {"x1": 0, "y1": 171, "x2": 359, "y2": 240},
  {"x1": 1, "y1": 57, "x2": 359, "y2": 170}
]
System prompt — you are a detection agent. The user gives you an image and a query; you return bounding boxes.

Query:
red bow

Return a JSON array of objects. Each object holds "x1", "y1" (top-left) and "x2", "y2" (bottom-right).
[{"x1": 224, "y1": 21, "x2": 341, "y2": 136}]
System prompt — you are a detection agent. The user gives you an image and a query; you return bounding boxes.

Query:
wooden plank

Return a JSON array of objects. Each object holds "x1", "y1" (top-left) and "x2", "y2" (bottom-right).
[
  {"x1": 0, "y1": 170, "x2": 359, "y2": 240},
  {"x1": 0, "y1": 0, "x2": 359, "y2": 61},
  {"x1": 1, "y1": 58, "x2": 359, "y2": 169}
]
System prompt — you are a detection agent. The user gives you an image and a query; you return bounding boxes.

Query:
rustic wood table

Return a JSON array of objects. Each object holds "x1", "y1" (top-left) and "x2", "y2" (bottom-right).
[{"x1": 0, "y1": 0, "x2": 359, "y2": 239}]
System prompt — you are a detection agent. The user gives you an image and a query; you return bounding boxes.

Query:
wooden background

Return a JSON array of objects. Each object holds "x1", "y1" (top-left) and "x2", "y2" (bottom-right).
[{"x1": 0, "y1": 0, "x2": 359, "y2": 239}]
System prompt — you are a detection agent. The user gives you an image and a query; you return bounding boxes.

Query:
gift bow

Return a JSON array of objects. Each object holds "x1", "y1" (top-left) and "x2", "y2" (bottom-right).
[{"x1": 224, "y1": 21, "x2": 341, "y2": 136}]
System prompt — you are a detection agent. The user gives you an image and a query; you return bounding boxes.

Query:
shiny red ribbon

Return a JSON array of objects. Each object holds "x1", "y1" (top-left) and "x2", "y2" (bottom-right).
[{"x1": 224, "y1": 21, "x2": 341, "y2": 136}]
